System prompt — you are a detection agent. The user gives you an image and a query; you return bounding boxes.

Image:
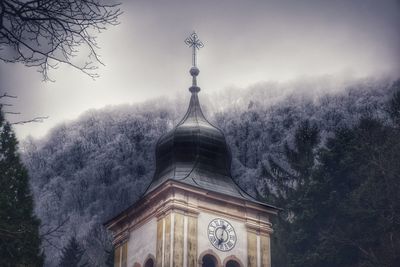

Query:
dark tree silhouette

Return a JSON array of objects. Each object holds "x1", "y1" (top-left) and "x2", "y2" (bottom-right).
[
  {"x1": 388, "y1": 81, "x2": 400, "y2": 125},
  {"x1": 59, "y1": 237, "x2": 88, "y2": 267},
  {"x1": 259, "y1": 93, "x2": 400, "y2": 267},
  {"x1": 0, "y1": 106, "x2": 44, "y2": 266},
  {"x1": 0, "y1": 0, "x2": 121, "y2": 80}
]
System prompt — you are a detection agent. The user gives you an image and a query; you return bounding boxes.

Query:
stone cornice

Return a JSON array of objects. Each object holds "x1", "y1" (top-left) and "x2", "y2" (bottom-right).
[
  {"x1": 106, "y1": 179, "x2": 277, "y2": 239},
  {"x1": 245, "y1": 220, "x2": 273, "y2": 236},
  {"x1": 113, "y1": 228, "x2": 130, "y2": 246}
]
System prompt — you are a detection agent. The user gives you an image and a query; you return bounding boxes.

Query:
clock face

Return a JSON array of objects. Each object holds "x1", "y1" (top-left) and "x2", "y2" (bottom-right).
[{"x1": 207, "y1": 218, "x2": 237, "y2": 251}]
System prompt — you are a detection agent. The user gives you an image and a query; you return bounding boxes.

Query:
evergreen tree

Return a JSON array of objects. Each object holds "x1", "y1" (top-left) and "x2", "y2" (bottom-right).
[
  {"x1": 259, "y1": 120, "x2": 320, "y2": 204},
  {"x1": 388, "y1": 82, "x2": 400, "y2": 126},
  {"x1": 0, "y1": 106, "x2": 44, "y2": 266},
  {"x1": 258, "y1": 120, "x2": 320, "y2": 267},
  {"x1": 105, "y1": 247, "x2": 114, "y2": 267},
  {"x1": 286, "y1": 116, "x2": 400, "y2": 267},
  {"x1": 264, "y1": 103, "x2": 400, "y2": 267},
  {"x1": 59, "y1": 237, "x2": 88, "y2": 267}
]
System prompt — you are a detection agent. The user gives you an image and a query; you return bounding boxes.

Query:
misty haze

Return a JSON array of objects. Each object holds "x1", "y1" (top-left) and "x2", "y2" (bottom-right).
[{"x1": 0, "y1": 0, "x2": 399, "y2": 267}]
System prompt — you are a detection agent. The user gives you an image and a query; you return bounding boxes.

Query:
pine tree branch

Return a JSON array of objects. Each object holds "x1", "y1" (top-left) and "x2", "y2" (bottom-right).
[{"x1": 0, "y1": 227, "x2": 26, "y2": 238}]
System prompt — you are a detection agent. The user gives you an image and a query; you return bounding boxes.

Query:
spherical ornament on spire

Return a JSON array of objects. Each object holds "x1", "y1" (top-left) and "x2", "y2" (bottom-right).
[
  {"x1": 189, "y1": 85, "x2": 200, "y2": 93},
  {"x1": 190, "y1": 66, "x2": 200, "y2": 77}
]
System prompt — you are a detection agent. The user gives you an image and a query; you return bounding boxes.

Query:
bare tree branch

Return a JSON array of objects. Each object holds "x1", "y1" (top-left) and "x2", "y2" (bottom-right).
[
  {"x1": 0, "y1": 0, "x2": 122, "y2": 80},
  {"x1": 1, "y1": 92, "x2": 49, "y2": 124},
  {"x1": 11, "y1": 116, "x2": 49, "y2": 124},
  {"x1": 0, "y1": 92, "x2": 17, "y2": 99},
  {"x1": 40, "y1": 217, "x2": 69, "y2": 250},
  {"x1": 40, "y1": 217, "x2": 69, "y2": 239}
]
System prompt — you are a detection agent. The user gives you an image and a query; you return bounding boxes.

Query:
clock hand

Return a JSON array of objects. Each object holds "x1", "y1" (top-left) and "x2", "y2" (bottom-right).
[{"x1": 217, "y1": 229, "x2": 223, "y2": 245}]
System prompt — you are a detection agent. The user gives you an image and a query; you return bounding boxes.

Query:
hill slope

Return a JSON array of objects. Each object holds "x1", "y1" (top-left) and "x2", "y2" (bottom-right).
[{"x1": 22, "y1": 77, "x2": 398, "y2": 266}]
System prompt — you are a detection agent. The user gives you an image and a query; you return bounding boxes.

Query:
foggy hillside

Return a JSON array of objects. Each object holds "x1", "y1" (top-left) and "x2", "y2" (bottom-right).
[{"x1": 22, "y1": 77, "x2": 398, "y2": 266}]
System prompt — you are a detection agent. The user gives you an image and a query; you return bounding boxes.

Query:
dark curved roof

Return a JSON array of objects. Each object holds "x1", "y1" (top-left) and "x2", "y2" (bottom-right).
[{"x1": 144, "y1": 79, "x2": 265, "y2": 204}]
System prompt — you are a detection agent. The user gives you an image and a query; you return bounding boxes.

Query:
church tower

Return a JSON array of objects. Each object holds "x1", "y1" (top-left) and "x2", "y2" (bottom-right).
[{"x1": 105, "y1": 32, "x2": 278, "y2": 267}]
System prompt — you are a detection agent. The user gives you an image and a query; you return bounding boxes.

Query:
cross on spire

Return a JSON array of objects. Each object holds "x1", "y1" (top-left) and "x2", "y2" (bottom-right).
[{"x1": 185, "y1": 31, "x2": 204, "y2": 67}]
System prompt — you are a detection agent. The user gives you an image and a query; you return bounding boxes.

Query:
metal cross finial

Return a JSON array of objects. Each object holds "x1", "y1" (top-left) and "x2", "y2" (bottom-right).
[{"x1": 185, "y1": 31, "x2": 204, "y2": 67}]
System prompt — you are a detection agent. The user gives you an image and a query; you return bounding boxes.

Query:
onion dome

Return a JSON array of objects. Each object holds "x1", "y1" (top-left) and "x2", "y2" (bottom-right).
[
  {"x1": 145, "y1": 66, "x2": 254, "y2": 200},
  {"x1": 152, "y1": 67, "x2": 230, "y2": 179}
]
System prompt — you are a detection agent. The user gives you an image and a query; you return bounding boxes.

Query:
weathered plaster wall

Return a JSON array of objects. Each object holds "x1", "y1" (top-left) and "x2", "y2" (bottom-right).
[{"x1": 127, "y1": 217, "x2": 157, "y2": 266}]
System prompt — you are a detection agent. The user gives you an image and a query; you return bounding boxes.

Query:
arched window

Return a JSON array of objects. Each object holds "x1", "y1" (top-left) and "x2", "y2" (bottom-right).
[
  {"x1": 225, "y1": 260, "x2": 240, "y2": 267},
  {"x1": 223, "y1": 256, "x2": 243, "y2": 267},
  {"x1": 202, "y1": 254, "x2": 218, "y2": 267},
  {"x1": 144, "y1": 258, "x2": 154, "y2": 267}
]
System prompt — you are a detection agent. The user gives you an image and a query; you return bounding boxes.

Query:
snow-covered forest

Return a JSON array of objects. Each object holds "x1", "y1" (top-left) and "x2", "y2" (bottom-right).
[{"x1": 22, "y1": 77, "x2": 399, "y2": 266}]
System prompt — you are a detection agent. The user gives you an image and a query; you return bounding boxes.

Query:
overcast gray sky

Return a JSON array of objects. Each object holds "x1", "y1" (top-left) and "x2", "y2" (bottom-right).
[{"x1": 1, "y1": 0, "x2": 399, "y2": 140}]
